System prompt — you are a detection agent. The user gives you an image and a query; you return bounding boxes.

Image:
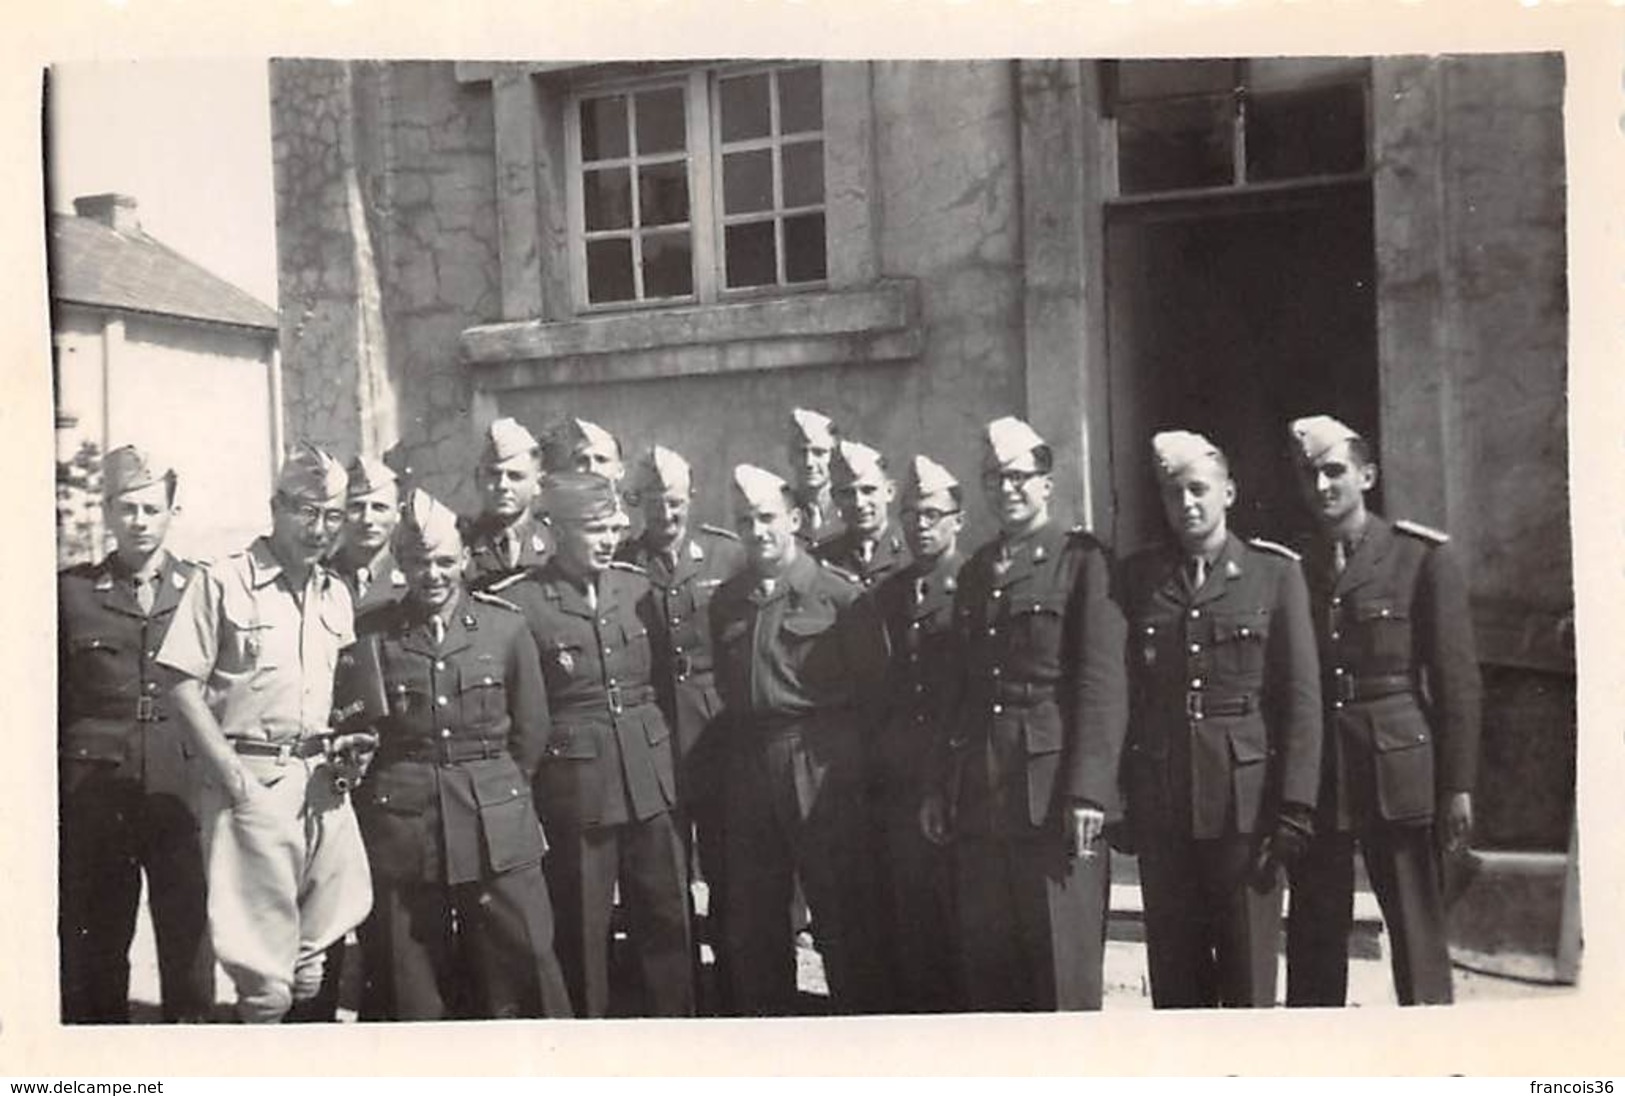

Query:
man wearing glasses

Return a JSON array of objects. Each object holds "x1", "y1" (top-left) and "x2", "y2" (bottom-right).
[
  {"x1": 814, "y1": 440, "x2": 908, "y2": 590},
  {"x1": 159, "y1": 443, "x2": 374, "y2": 1023},
  {"x1": 921, "y1": 416, "x2": 1128, "y2": 1012},
  {"x1": 869, "y1": 454, "x2": 966, "y2": 1012}
]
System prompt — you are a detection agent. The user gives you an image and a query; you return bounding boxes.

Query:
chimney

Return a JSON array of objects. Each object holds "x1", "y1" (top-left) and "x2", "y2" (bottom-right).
[{"x1": 73, "y1": 193, "x2": 141, "y2": 234}]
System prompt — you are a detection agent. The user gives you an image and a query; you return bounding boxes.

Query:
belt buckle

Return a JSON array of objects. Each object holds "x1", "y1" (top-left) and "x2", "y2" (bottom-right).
[
  {"x1": 277, "y1": 741, "x2": 294, "y2": 766},
  {"x1": 1185, "y1": 691, "x2": 1204, "y2": 720},
  {"x1": 136, "y1": 696, "x2": 155, "y2": 722},
  {"x1": 608, "y1": 683, "x2": 624, "y2": 715},
  {"x1": 674, "y1": 653, "x2": 692, "y2": 680},
  {"x1": 1337, "y1": 674, "x2": 1358, "y2": 703}
]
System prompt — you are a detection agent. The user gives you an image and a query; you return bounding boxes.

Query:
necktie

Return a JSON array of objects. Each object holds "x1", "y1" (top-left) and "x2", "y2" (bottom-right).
[
  {"x1": 913, "y1": 576, "x2": 928, "y2": 607},
  {"x1": 1333, "y1": 540, "x2": 1348, "y2": 575},
  {"x1": 858, "y1": 540, "x2": 875, "y2": 567},
  {"x1": 500, "y1": 532, "x2": 519, "y2": 570},
  {"x1": 1187, "y1": 556, "x2": 1207, "y2": 591},
  {"x1": 756, "y1": 577, "x2": 776, "y2": 601},
  {"x1": 134, "y1": 574, "x2": 155, "y2": 615},
  {"x1": 356, "y1": 566, "x2": 372, "y2": 600},
  {"x1": 430, "y1": 614, "x2": 446, "y2": 646},
  {"x1": 584, "y1": 582, "x2": 599, "y2": 612}
]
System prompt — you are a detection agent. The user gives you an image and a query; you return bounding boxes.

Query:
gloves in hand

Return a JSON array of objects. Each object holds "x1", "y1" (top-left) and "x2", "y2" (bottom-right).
[{"x1": 1251, "y1": 802, "x2": 1315, "y2": 889}]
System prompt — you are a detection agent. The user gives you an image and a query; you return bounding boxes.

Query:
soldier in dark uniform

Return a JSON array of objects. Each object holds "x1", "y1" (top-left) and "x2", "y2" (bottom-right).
[
  {"x1": 709, "y1": 464, "x2": 890, "y2": 1015},
  {"x1": 868, "y1": 454, "x2": 966, "y2": 1013},
  {"x1": 58, "y1": 446, "x2": 213, "y2": 1024},
  {"x1": 1283, "y1": 415, "x2": 1481, "y2": 1007},
  {"x1": 541, "y1": 416, "x2": 627, "y2": 486},
  {"x1": 504, "y1": 472, "x2": 693, "y2": 1018},
  {"x1": 615, "y1": 444, "x2": 746, "y2": 1011},
  {"x1": 920, "y1": 417, "x2": 1128, "y2": 1012},
  {"x1": 331, "y1": 454, "x2": 406, "y2": 614},
  {"x1": 461, "y1": 417, "x2": 551, "y2": 592},
  {"x1": 1116, "y1": 430, "x2": 1322, "y2": 1009},
  {"x1": 813, "y1": 439, "x2": 909, "y2": 590},
  {"x1": 787, "y1": 407, "x2": 840, "y2": 547},
  {"x1": 348, "y1": 489, "x2": 572, "y2": 1020}
]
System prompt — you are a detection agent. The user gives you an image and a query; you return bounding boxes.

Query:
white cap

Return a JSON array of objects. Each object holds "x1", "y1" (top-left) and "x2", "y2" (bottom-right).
[
  {"x1": 1152, "y1": 430, "x2": 1224, "y2": 481},
  {"x1": 732, "y1": 463, "x2": 792, "y2": 510},
  {"x1": 628, "y1": 444, "x2": 692, "y2": 497},
  {"x1": 481, "y1": 417, "x2": 539, "y2": 465},
  {"x1": 983, "y1": 416, "x2": 1047, "y2": 467},
  {"x1": 789, "y1": 407, "x2": 837, "y2": 447},
  {"x1": 1289, "y1": 414, "x2": 1362, "y2": 464},
  {"x1": 902, "y1": 453, "x2": 959, "y2": 502},
  {"x1": 830, "y1": 439, "x2": 887, "y2": 487}
]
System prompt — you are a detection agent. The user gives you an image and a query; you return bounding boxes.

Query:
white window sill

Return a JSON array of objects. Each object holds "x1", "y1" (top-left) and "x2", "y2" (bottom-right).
[{"x1": 459, "y1": 279, "x2": 920, "y2": 389}]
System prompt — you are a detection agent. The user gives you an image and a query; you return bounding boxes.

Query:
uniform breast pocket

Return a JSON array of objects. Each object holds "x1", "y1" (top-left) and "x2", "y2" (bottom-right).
[
  {"x1": 1351, "y1": 599, "x2": 1412, "y2": 666},
  {"x1": 67, "y1": 635, "x2": 130, "y2": 697},
  {"x1": 460, "y1": 667, "x2": 507, "y2": 726},
  {"x1": 619, "y1": 619, "x2": 652, "y2": 677},
  {"x1": 1209, "y1": 611, "x2": 1271, "y2": 683},
  {"x1": 1009, "y1": 595, "x2": 1066, "y2": 666}
]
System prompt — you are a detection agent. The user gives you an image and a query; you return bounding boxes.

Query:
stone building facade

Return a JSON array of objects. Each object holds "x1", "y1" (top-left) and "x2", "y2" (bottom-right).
[{"x1": 270, "y1": 57, "x2": 1573, "y2": 939}]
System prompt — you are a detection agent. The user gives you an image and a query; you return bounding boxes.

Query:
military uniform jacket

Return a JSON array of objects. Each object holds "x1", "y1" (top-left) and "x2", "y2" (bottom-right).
[
  {"x1": 350, "y1": 592, "x2": 550, "y2": 886},
  {"x1": 614, "y1": 525, "x2": 747, "y2": 762},
  {"x1": 1298, "y1": 515, "x2": 1481, "y2": 831},
  {"x1": 58, "y1": 552, "x2": 198, "y2": 795},
  {"x1": 505, "y1": 562, "x2": 677, "y2": 830},
  {"x1": 941, "y1": 524, "x2": 1128, "y2": 837},
  {"x1": 1119, "y1": 534, "x2": 1322, "y2": 840},
  {"x1": 334, "y1": 545, "x2": 408, "y2": 615},
  {"x1": 710, "y1": 552, "x2": 887, "y2": 729},
  {"x1": 813, "y1": 526, "x2": 909, "y2": 591},
  {"x1": 871, "y1": 551, "x2": 963, "y2": 802},
  {"x1": 461, "y1": 512, "x2": 552, "y2": 592}
]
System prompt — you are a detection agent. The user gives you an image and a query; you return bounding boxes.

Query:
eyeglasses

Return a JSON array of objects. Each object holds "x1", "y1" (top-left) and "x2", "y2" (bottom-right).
[
  {"x1": 980, "y1": 468, "x2": 1044, "y2": 490},
  {"x1": 283, "y1": 497, "x2": 346, "y2": 529},
  {"x1": 901, "y1": 507, "x2": 962, "y2": 525}
]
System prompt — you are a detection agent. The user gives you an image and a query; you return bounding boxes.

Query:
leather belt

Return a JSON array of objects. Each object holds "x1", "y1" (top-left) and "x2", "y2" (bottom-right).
[
  {"x1": 673, "y1": 655, "x2": 713, "y2": 682},
  {"x1": 80, "y1": 697, "x2": 166, "y2": 722},
  {"x1": 1185, "y1": 692, "x2": 1257, "y2": 720},
  {"x1": 605, "y1": 683, "x2": 657, "y2": 715},
  {"x1": 230, "y1": 736, "x2": 330, "y2": 761},
  {"x1": 386, "y1": 738, "x2": 507, "y2": 765},
  {"x1": 990, "y1": 680, "x2": 1059, "y2": 706},
  {"x1": 1332, "y1": 671, "x2": 1415, "y2": 704}
]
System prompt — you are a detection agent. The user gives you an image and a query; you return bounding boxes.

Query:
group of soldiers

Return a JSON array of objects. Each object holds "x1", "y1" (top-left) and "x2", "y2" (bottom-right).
[{"x1": 58, "y1": 402, "x2": 1480, "y2": 1023}]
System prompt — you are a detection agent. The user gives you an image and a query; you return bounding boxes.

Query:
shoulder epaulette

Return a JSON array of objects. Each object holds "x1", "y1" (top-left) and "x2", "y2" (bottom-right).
[
  {"x1": 699, "y1": 522, "x2": 740, "y2": 542},
  {"x1": 607, "y1": 559, "x2": 647, "y2": 575},
  {"x1": 1394, "y1": 519, "x2": 1449, "y2": 545},
  {"x1": 820, "y1": 560, "x2": 861, "y2": 585},
  {"x1": 483, "y1": 571, "x2": 530, "y2": 593},
  {"x1": 470, "y1": 590, "x2": 522, "y2": 613},
  {"x1": 1247, "y1": 537, "x2": 1301, "y2": 562}
]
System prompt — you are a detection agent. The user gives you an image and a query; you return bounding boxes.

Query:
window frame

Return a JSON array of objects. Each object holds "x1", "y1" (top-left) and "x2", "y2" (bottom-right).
[{"x1": 562, "y1": 61, "x2": 830, "y2": 316}]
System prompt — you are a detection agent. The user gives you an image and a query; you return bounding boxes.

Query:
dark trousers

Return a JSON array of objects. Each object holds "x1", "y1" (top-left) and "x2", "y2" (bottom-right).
[
  {"x1": 358, "y1": 864, "x2": 573, "y2": 1021},
  {"x1": 1138, "y1": 831, "x2": 1282, "y2": 1009},
  {"x1": 953, "y1": 833, "x2": 1107, "y2": 1012},
  {"x1": 876, "y1": 802, "x2": 959, "y2": 1012},
  {"x1": 1286, "y1": 825, "x2": 1454, "y2": 1006},
  {"x1": 544, "y1": 812, "x2": 694, "y2": 1017},
  {"x1": 723, "y1": 732, "x2": 889, "y2": 1015},
  {"x1": 59, "y1": 769, "x2": 213, "y2": 1024},
  {"x1": 684, "y1": 792, "x2": 734, "y2": 1014}
]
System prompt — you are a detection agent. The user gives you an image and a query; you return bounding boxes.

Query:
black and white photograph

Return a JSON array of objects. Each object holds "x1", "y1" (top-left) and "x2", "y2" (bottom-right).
[{"x1": 10, "y1": 0, "x2": 1625, "y2": 1079}]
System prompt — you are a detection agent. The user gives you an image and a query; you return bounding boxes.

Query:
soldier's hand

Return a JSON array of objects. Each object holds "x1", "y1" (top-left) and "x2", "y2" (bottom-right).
[
  {"x1": 919, "y1": 792, "x2": 952, "y2": 846},
  {"x1": 1251, "y1": 803, "x2": 1314, "y2": 889},
  {"x1": 1103, "y1": 819, "x2": 1137, "y2": 856},
  {"x1": 1443, "y1": 791, "x2": 1473, "y2": 852},
  {"x1": 1068, "y1": 804, "x2": 1105, "y2": 861}
]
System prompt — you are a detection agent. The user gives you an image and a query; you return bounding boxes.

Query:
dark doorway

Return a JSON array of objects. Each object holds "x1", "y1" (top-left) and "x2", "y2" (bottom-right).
[{"x1": 1104, "y1": 182, "x2": 1379, "y2": 553}]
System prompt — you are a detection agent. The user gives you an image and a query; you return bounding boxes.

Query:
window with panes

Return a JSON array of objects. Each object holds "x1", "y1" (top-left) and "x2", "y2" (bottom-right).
[{"x1": 566, "y1": 63, "x2": 827, "y2": 310}]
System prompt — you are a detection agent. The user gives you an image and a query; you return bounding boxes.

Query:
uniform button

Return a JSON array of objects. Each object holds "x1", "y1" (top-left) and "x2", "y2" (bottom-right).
[
  {"x1": 1332, "y1": 701, "x2": 1343, "y2": 711},
  {"x1": 675, "y1": 645, "x2": 684, "y2": 654},
  {"x1": 1144, "y1": 626, "x2": 1156, "y2": 636},
  {"x1": 910, "y1": 621, "x2": 921, "y2": 630},
  {"x1": 1331, "y1": 597, "x2": 1342, "y2": 608},
  {"x1": 435, "y1": 660, "x2": 446, "y2": 671},
  {"x1": 1330, "y1": 631, "x2": 1341, "y2": 641},
  {"x1": 608, "y1": 677, "x2": 618, "y2": 686},
  {"x1": 1333, "y1": 667, "x2": 1345, "y2": 676},
  {"x1": 991, "y1": 666, "x2": 1002, "y2": 678},
  {"x1": 915, "y1": 685, "x2": 924, "y2": 695},
  {"x1": 436, "y1": 696, "x2": 448, "y2": 707},
  {"x1": 482, "y1": 676, "x2": 493, "y2": 685},
  {"x1": 672, "y1": 615, "x2": 683, "y2": 625},
  {"x1": 992, "y1": 590, "x2": 1003, "y2": 599},
  {"x1": 908, "y1": 653, "x2": 918, "y2": 664},
  {"x1": 147, "y1": 649, "x2": 158, "y2": 659},
  {"x1": 441, "y1": 728, "x2": 452, "y2": 737},
  {"x1": 603, "y1": 646, "x2": 612, "y2": 656},
  {"x1": 1190, "y1": 678, "x2": 1203, "y2": 689},
  {"x1": 144, "y1": 681, "x2": 158, "y2": 693},
  {"x1": 1188, "y1": 643, "x2": 1200, "y2": 654},
  {"x1": 1189, "y1": 609, "x2": 1201, "y2": 620},
  {"x1": 992, "y1": 703, "x2": 1003, "y2": 714},
  {"x1": 986, "y1": 627, "x2": 996, "y2": 637}
]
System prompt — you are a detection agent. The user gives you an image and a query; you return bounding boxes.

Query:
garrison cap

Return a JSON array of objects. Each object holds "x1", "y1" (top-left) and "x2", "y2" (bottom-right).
[
  {"x1": 1289, "y1": 414, "x2": 1363, "y2": 464},
  {"x1": 628, "y1": 444, "x2": 692, "y2": 497},
  {"x1": 788, "y1": 407, "x2": 837, "y2": 448},
  {"x1": 346, "y1": 454, "x2": 398, "y2": 499},
  {"x1": 902, "y1": 453, "x2": 958, "y2": 502},
  {"x1": 983, "y1": 416, "x2": 1047, "y2": 468},
  {"x1": 392, "y1": 488, "x2": 462, "y2": 557},
  {"x1": 480, "y1": 417, "x2": 540, "y2": 466},
  {"x1": 277, "y1": 441, "x2": 348, "y2": 502},
  {"x1": 543, "y1": 471, "x2": 621, "y2": 522},
  {"x1": 101, "y1": 444, "x2": 175, "y2": 499},
  {"x1": 830, "y1": 439, "x2": 888, "y2": 488},
  {"x1": 732, "y1": 464, "x2": 793, "y2": 510},
  {"x1": 1152, "y1": 430, "x2": 1225, "y2": 481},
  {"x1": 542, "y1": 417, "x2": 621, "y2": 474}
]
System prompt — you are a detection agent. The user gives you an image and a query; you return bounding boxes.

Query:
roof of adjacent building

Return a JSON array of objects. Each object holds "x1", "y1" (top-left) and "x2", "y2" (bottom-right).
[{"x1": 48, "y1": 210, "x2": 278, "y2": 333}]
